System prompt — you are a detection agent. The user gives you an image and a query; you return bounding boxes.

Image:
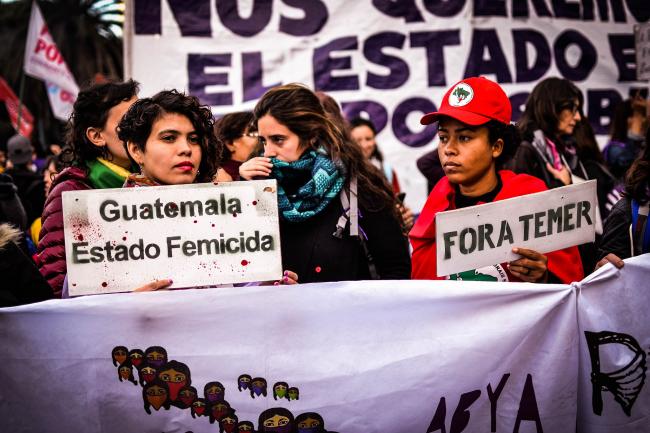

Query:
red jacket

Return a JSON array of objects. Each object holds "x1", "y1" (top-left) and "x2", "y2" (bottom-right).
[
  {"x1": 37, "y1": 167, "x2": 92, "y2": 297},
  {"x1": 410, "y1": 170, "x2": 584, "y2": 283}
]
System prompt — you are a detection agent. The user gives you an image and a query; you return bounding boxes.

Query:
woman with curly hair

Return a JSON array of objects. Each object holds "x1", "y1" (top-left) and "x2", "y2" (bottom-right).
[
  {"x1": 117, "y1": 89, "x2": 219, "y2": 186},
  {"x1": 38, "y1": 79, "x2": 138, "y2": 297},
  {"x1": 239, "y1": 84, "x2": 410, "y2": 283}
]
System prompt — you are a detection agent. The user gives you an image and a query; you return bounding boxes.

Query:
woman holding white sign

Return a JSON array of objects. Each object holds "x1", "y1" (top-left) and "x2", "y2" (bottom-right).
[
  {"x1": 410, "y1": 77, "x2": 584, "y2": 283},
  {"x1": 239, "y1": 84, "x2": 411, "y2": 283}
]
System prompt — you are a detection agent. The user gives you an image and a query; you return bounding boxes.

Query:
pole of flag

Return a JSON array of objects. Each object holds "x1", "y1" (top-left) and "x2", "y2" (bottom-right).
[{"x1": 15, "y1": 1, "x2": 33, "y2": 135}]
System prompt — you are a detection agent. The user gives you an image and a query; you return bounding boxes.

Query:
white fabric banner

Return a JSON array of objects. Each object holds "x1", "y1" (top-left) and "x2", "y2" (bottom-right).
[
  {"x1": 1, "y1": 256, "x2": 648, "y2": 432},
  {"x1": 24, "y1": 1, "x2": 78, "y2": 116},
  {"x1": 125, "y1": 2, "x2": 649, "y2": 211}
]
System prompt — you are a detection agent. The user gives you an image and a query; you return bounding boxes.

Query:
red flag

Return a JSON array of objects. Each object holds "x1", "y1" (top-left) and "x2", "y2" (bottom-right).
[{"x1": 0, "y1": 76, "x2": 34, "y2": 138}]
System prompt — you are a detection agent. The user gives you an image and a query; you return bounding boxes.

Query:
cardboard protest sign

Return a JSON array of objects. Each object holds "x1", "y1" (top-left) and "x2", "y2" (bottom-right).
[
  {"x1": 436, "y1": 181, "x2": 597, "y2": 277},
  {"x1": 63, "y1": 180, "x2": 282, "y2": 295}
]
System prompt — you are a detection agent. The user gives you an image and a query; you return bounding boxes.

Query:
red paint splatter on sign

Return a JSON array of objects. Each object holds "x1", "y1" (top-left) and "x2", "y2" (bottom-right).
[
  {"x1": 122, "y1": 237, "x2": 127, "y2": 241},
  {"x1": 76, "y1": 234, "x2": 84, "y2": 241},
  {"x1": 232, "y1": 212, "x2": 238, "y2": 217},
  {"x1": 194, "y1": 220, "x2": 197, "y2": 224},
  {"x1": 241, "y1": 260, "x2": 249, "y2": 266},
  {"x1": 101, "y1": 282, "x2": 108, "y2": 287},
  {"x1": 252, "y1": 200, "x2": 257, "y2": 205}
]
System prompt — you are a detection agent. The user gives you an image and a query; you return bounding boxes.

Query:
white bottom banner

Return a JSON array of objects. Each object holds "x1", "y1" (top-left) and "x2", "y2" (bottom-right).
[{"x1": 0, "y1": 256, "x2": 648, "y2": 433}]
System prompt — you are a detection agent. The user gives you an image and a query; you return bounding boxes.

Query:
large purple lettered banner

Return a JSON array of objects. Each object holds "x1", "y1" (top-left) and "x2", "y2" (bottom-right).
[{"x1": 125, "y1": 1, "x2": 649, "y2": 210}]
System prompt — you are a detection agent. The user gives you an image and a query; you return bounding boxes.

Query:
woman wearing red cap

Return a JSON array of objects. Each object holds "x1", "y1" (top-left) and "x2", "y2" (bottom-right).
[{"x1": 410, "y1": 77, "x2": 584, "y2": 283}]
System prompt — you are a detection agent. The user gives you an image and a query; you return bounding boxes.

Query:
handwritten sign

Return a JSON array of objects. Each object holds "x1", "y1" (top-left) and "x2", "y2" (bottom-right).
[
  {"x1": 63, "y1": 180, "x2": 282, "y2": 295},
  {"x1": 635, "y1": 23, "x2": 650, "y2": 81},
  {"x1": 436, "y1": 181, "x2": 597, "y2": 276}
]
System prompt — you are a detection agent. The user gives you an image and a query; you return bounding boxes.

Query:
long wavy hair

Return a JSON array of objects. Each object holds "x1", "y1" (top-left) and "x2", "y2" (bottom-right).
[
  {"x1": 518, "y1": 77, "x2": 584, "y2": 150},
  {"x1": 117, "y1": 90, "x2": 220, "y2": 182},
  {"x1": 253, "y1": 84, "x2": 397, "y2": 213},
  {"x1": 625, "y1": 128, "x2": 650, "y2": 204},
  {"x1": 62, "y1": 79, "x2": 139, "y2": 168}
]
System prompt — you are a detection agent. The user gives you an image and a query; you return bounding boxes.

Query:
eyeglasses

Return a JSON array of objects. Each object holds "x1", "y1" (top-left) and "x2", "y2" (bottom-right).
[{"x1": 559, "y1": 102, "x2": 580, "y2": 114}]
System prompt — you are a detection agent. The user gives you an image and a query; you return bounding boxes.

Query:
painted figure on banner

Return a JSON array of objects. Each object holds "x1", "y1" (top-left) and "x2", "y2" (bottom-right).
[
  {"x1": 209, "y1": 400, "x2": 234, "y2": 424},
  {"x1": 205, "y1": 381, "x2": 226, "y2": 403},
  {"x1": 296, "y1": 412, "x2": 326, "y2": 433},
  {"x1": 145, "y1": 346, "x2": 168, "y2": 368},
  {"x1": 258, "y1": 407, "x2": 295, "y2": 433},
  {"x1": 157, "y1": 360, "x2": 192, "y2": 403},
  {"x1": 237, "y1": 420, "x2": 255, "y2": 432},
  {"x1": 288, "y1": 387, "x2": 300, "y2": 401},
  {"x1": 117, "y1": 359, "x2": 138, "y2": 385},
  {"x1": 220, "y1": 411, "x2": 238, "y2": 433},
  {"x1": 410, "y1": 76, "x2": 584, "y2": 283},
  {"x1": 111, "y1": 345, "x2": 128, "y2": 366},
  {"x1": 191, "y1": 398, "x2": 208, "y2": 418},
  {"x1": 143, "y1": 379, "x2": 171, "y2": 414},
  {"x1": 128, "y1": 348, "x2": 145, "y2": 369},
  {"x1": 273, "y1": 381, "x2": 289, "y2": 400},
  {"x1": 238, "y1": 373, "x2": 252, "y2": 391},
  {"x1": 178, "y1": 385, "x2": 198, "y2": 409},
  {"x1": 250, "y1": 377, "x2": 268, "y2": 398},
  {"x1": 138, "y1": 363, "x2": 157, "y2": 385}
]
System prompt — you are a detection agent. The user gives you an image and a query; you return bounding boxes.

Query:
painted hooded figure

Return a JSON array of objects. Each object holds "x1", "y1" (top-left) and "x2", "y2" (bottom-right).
[
  {"x1": 157, "y1": 360, "x2": 191, "y2": 402},
  {"x1": 258, "y1": 407, "x2": 295, "y2": 433},
  {"x1": 296, "y1": 412, "x2": 325, "y2": 433},
  {"x1": 220, "y1": 411, "x2": 238, "y2": 433},
  {"x1": 111, "y1": 346, "x2": 128, "y2": 366},
  {"x1": 143, "y1": 379, "x2": 171, "y2": 414},
  {"x1": 144, "y1": 346, "x2": 168, "y2": 369},
  {"x1": 209, "y1": 400, "x2": 233, "y2": 424},
  {"x1": 128, "y1": 348, "x2": 145, "y2": 369},
  {"x1": 250, "y1": 377, "x2": 267, "y2": 398},
  {"x1": 117, "y1": 359, "x2": 138, "y2": 385},
  {"x1": 138, "y1": 362, "x2": 157, "y2": 386},
  {"x1": 273, "y1": 381, "x2": 289, "y2": 400},
  {"x1": 237, "y1": 421, "x2": 255, "y2": 432},
  {"x1": 287, "y1": 387, "x2": 299, "y2": 401},
  {"x1": 178, "y1": 385, "x2": 198, "y2": 409},
  {"x1": 238, "y1": 374, "x2": 252, "y2": 391},
  {"x1": 205, "y1": 381, "x2": 226, "y2": 403},
  {"x1": 191, "y1": 398, "x2": 208, "y2": 418}
]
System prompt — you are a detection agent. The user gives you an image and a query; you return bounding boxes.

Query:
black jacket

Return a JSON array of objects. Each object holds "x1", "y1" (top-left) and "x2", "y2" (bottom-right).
[
  {"x1": 279, "y1": 197, "x2": 411, "y2": 284},
  {"x1": 0, "y1": 224, "x2": 52, "y2": 307},
  {"x1": 598, "y1": 197, "x2": 632, "y2": 261},
  {"x1": 4, "y1": 167, "x2": 44, "y2": 224}
]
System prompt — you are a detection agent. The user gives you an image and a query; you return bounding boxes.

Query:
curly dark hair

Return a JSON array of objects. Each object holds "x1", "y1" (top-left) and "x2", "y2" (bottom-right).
[
  {"x1": 61, "y1": 79, "x2": 139, "y2": 168},
  {"x1": 213, "y1": 111, "x2": 254, "y2": 161},
  {"x1": 253, "y1": 83, "x2": 397, "y2": 213},
  {"x1": 117, "y1": 90, "x2": 220, "y2": 182}
]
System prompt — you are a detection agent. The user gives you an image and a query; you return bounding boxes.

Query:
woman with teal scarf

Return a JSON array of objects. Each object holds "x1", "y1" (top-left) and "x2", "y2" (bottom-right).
[{"x1": 240, "y1": 84, "x2": 410, "y2": 283}]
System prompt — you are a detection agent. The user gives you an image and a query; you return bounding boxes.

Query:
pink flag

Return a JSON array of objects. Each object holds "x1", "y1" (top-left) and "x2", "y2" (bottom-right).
[{"x1": 23, "y1": 1, "x2": 78, "y2": 120}]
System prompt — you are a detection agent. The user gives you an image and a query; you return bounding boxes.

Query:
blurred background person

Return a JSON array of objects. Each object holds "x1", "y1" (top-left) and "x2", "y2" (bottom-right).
[
  {"x1": 4, "y1": 134, "x2": 44, "y2": 228},
  {"x1": 212, "y1": 112, "x2": 257, "y2": 182}
]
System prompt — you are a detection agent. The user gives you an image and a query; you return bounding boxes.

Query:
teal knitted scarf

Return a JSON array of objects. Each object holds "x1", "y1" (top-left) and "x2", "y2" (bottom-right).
[{"x1": 271, "y1": 150, "x2": 345, "y2": 222}]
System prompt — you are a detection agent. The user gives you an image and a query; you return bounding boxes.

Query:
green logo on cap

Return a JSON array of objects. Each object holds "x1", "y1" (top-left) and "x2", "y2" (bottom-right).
[{"x1": 449, "y1": 83, "x2": 474, "y2": 107}]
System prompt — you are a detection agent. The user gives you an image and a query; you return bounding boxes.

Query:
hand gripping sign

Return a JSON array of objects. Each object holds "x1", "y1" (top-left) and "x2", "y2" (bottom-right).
[
  {"x1": 436, "y1": 181, "x2": 597, "y2": 277},
  {"x1": 63, "y1": 180, "x2": 282, "y2": 295}
]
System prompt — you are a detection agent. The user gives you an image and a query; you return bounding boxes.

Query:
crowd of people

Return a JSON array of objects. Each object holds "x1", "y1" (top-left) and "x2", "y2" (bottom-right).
[{"x1": 0, "y1": 76, "x2": 647, "y2": 306}]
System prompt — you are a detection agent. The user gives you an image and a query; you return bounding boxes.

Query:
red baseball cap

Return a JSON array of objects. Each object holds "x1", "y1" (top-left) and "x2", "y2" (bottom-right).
[{"x1": 420, "y1": 77, "x2": 511, "y2": 126}]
